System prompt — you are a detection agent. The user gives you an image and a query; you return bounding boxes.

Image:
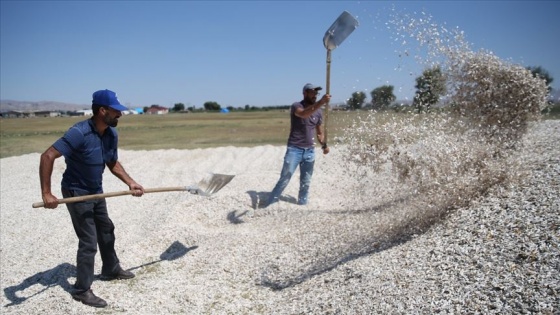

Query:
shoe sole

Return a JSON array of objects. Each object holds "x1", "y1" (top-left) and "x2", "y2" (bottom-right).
[
  {"x1": 99, "y1": 275, "x2": 135, "y2": 281},
  {"x1": 72, "y1": 297, "x2": 107, "y2": 308}
]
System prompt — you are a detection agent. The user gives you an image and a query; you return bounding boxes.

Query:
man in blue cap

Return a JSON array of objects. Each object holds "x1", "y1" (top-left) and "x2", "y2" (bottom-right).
[
  {"x1": 39, "y1": 89, "x2": 144, "y2": 308},
  {"x1": 265, "y1": 83, "x2": 331, "y2": 207}
]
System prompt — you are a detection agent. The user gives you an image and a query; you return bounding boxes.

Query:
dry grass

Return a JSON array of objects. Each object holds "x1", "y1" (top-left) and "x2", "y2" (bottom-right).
[{"x1": 0, "y1": 110, "x2": 369, "y2": 158}]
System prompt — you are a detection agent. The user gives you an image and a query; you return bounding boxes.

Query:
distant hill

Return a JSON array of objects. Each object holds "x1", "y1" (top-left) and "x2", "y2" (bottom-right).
[{"x1": 0, "y1": 100, "x2": 90, "y2": 112}]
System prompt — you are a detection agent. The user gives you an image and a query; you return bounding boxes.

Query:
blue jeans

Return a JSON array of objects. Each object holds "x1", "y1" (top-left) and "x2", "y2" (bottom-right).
[{"x1": 268, "y1": 146, "x2": 315, "y2": 206}]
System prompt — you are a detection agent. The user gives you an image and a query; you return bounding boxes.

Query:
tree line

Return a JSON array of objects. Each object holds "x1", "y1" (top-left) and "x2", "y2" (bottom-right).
[
  {"x1": 148, "y1": 102, "x2": 291, "y2": 113},
  {"x1": 346, "y1": 65, "x2": 555, "y2": 113},
  {"x1": 153, "y1": 65, "x2": 555, "y2": 114}
]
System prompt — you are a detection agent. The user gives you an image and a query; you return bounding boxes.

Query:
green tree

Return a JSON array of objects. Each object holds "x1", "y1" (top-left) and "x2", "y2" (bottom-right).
[
  {"x1": 371, "y1": 85, "x2": 396, "y2": 109},
  {"x1": 347, "y1": 91, "x2": 367, "y2": 110},
  {"x1": 527, "y1": 66, "x2": 554, "y2": 92},
  {"x1": 204, "y1": 101, "x2": 221, "y2": 111},
  {"x1": 413, "y1": 66, "x2": 446, "y2": 113},
  {"x1": 172, "y1": 103, "x2": 185, "y2": 112}
]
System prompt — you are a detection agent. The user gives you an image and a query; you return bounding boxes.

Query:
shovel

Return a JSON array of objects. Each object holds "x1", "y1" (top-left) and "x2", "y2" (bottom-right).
[
  {"x1": 322, "y1": 11, "x2": 359, "y2": 149},
  {"x1": 32, "y1": 173, "x2": 235, "y2": 208}
]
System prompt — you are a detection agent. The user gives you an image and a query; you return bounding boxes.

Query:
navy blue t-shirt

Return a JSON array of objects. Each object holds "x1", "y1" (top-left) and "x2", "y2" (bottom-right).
[
  {"x1": 53, "y1": 118, "x2": 118, "y2": 193},
  {"x1": 287, "y1": 101, "x2": 323, "y2": 148}
]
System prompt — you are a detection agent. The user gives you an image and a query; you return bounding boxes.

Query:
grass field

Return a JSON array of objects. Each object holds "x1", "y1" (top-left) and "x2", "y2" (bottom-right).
[
  {"x1": 0, "y1": 110, "x2": 360, "y2": 158},
  {"x1": 2, "y1": 109, "x2": 557, "y2": 159}
]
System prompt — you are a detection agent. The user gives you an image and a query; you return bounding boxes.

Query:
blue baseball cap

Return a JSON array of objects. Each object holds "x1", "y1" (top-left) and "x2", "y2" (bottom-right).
[
  {"x1": 303, "y1": 83, "x2": 322, "y2": 93},
  {"x1": 92, "y1": 89, "x2": 128, "y2": 111}
]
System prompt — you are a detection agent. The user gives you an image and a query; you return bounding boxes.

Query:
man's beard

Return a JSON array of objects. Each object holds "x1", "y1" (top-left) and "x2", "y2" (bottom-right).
[
  {"x1": 104, "y1": 115, "x2": 118, "y2": 127},
  {"x1": 304, "y1": 96, "x2": 317, "y2": 104}
]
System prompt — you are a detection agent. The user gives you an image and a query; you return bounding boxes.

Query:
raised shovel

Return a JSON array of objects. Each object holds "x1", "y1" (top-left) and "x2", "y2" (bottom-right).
[
  {"x1": 322, "y1": 11, "x2": 359, "y2": 150},
  {"x1": 32, "y1": 173, "x2": 235, "y2": 208}
]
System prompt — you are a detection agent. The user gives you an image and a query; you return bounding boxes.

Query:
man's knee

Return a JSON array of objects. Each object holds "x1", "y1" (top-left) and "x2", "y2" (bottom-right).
[
  {"x1": 97, "y1": 220, "x2": 116, "y2": 243},
  {"x1": 99, "y1": 231, "x2": 115, "y2": 245}
]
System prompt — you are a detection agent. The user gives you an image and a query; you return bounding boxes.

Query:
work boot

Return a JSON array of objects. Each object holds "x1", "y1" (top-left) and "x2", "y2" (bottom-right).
[
  {"x1": 100, "y1": 266, "x2": 135, "y2": 281},
  {"x1": 72, "y1": 289, "x2": 107, "y2": 308}
]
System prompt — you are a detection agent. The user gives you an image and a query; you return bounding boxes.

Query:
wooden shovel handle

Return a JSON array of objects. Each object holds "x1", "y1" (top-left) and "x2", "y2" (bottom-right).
[
  {"x1": 324, "y1": 49, "x2": 332, "y2": 149},
  {"x1": 32, "y1": 187, "x2": 188, "y2": 208}
]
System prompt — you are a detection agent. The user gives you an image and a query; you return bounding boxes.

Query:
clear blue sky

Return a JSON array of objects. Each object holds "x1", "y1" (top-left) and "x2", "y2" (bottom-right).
[{"x1": 1, "y1": 1, "x2": 559, "y2": 108}]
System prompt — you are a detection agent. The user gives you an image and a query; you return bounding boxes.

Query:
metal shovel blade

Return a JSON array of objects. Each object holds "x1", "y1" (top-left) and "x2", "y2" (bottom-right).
[
  {"x1": 323, "y1": 11, "x2": 359, "y2": 50},
  {"x1": 187, "y1": 173, "x2": 235, "y2": 196}
]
